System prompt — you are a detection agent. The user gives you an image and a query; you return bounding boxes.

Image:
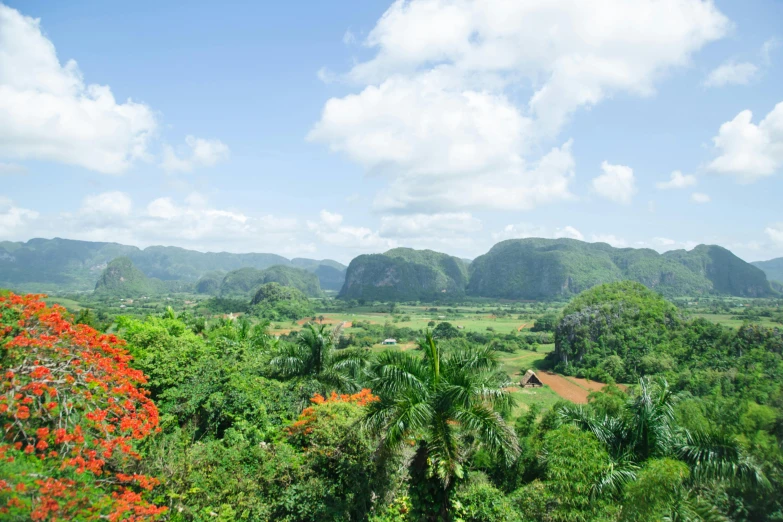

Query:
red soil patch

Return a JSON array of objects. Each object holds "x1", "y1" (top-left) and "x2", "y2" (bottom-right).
[
  {"x1": 536, "y1": 372, "x2": 591, "y2": 403},
  {"x1": 517, "y1": 323, "x2": 528, "y2": 331},
  {"x1": 535, "y1": 372, "x2": 625, "y2": 404}
]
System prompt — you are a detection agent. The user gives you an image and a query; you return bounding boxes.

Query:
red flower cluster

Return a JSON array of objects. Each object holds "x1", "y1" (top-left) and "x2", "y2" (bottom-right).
[
  {"x1": 0, "y1": 293, "x2": 165, "y2": 521},
  {"x1": 286, "y1": 389, "x2": 379, "y2": 437}
]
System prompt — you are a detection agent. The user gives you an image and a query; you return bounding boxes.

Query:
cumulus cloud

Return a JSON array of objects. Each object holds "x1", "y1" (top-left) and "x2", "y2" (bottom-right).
[
  {"x1": 766, "y1": 223, "x2": 783, "y2": 244},
  {"x1": 0, "y1": 197, "x2": 39, "y2": 238},
  {"x1": 80, "y1": 191, "x2": 133, "y2": 216},
  {"x1": 591, "y1": 162, "x2": 636, "y2": 204},
  {"x1": 0, "y1": 193, "x2": 312, "y2": 255},
  {"x1": 691, "y1": 192, "x2": 711, "y2": 203},
  {"x1": 493, "y1": 223, "x2": 583, "y2": 242},
  {"x1": 707, "y1": 102, "x2": 783, "y2": 182},
  {"x1": 0, "y1": 163, "x2": 27, "y2": 175},
  {"x1": 161, "y1": 136, "x2": 230, "y2": 173},
  {"x1": 656, "y1": 170, "x2": 697, "y2": 189},
  {"x1": 704, "y1": 38, "x2": 778, "y2": 88},
  {"x1": 307, "y1": 210, "x2": 395, "y2": 252},
  {"x1": 590, "y1": 234, "x2": 628, "y2": 248},
  {"x1": 380, "y1": 212, "x2": 481, "y2": 238},
  {"x1": 310, "y1": 0, "x2": 728, "y2": 213},
  {"x1": 0, "y1": 5, "x2": 156, "y2": 174},
  {"x1": 703, "y1": 61, "x2": 758, "y2": 87}
]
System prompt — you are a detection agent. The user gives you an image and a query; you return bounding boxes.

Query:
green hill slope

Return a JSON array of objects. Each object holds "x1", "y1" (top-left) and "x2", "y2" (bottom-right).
[
  {"x1": 0, "y1": 238, "x2": 345, "y2": 293},
  {"x1": 468, "y1": 238, "x2": 773, "y2": 299},
  {"x1": 93, "y1": 257, "x2": 159, "y2": 297},
  {"x1": 339, "y1": 248, "x2": 468, "y2": 301},
  {"x1": 753, "y1": 257, "x2": 783, "y2": 284},
  {"x1": 218, "y1": 265, "x2": 323, "y2": 298}
]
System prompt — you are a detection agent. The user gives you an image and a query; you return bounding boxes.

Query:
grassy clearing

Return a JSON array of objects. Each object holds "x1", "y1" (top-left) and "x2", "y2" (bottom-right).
[{"x1": 692, "y1": 313, "x2": 779, "y2": 329}]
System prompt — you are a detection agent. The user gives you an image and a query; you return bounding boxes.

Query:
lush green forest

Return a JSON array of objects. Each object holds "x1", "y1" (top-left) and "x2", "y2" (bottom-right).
[
  {"x1": 2, "y1": 280, "x2": 781, "y2": 521},
  {"x1": 0, "y1": 238, "x2": 346, "y2": 294},
  {"x1": 4, "y1": 238, "x2": 778, "y2": 303},
  {"x1": 468, "y1": 239, "x2": 774, "y2": 300},
  {"x1": 340, "y1": 248, "x2": 469, "y2": 301},
  {"x1": 754, "y1": 257, "x2": 783, "y2": 285}
]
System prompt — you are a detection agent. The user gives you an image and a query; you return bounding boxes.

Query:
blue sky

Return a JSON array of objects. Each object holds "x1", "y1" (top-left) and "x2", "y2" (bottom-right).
[{"x1": 0, "y1": 0, "x2": 782, "y2": 263}]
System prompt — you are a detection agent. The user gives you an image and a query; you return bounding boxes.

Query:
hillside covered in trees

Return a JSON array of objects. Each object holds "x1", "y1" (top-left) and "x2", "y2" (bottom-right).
[
  {"x1": 467, "y1": 239, "x2": 774, "y2": 300},
  {"x1": 213, "y1": 265, "x2": 323, "y2": 298},
  {"x1": 0, "y1": 238, "x2": 345, "y2": 293},
  {"x1": 339, "y1": 248, "x2": 469, "y2": 301},
  {"x1": 754, "y1": 256, "x2": 783, "y2": 284}
]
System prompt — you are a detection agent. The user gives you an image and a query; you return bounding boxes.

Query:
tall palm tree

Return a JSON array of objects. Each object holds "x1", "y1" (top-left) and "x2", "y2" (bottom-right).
[
  {"x1": 365, "y1": 330, "x2": 519, "y2": 520},
  {"x1": 559, "y1": 378, "x2": 768, "y2": 518},
  {"x1": 270, "y1": 323, "x2": 369, "y2": 393}
]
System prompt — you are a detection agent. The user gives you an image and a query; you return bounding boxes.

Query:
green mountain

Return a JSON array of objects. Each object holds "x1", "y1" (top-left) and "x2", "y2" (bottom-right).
[
  {"x1": 94, "y1": 257, "x2": 159, "y2": 297},
  {"x1": 0, "y1": 238, "x2": 345, "y2": 293},
  {"x1": 339, "y1": 248, "x2": 469, "y2": 301},
  {"x1": 753, "y1": 257, "x2": 783, "y2": 284},
  {"x1": 467, "y1": 238, "x2": 774, "y2": 299},
  {"x1": 218, "y1": 265, "x2": 323, "y2": 298},
  {"x1": 194, "y1": 271, "x2": 225, "y2": 295}
]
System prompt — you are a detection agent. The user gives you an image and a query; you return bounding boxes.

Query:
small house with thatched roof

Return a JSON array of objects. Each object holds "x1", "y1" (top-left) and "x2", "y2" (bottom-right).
[{"x1": 521, "y1": 370, "x2": 542, "y2": 388}]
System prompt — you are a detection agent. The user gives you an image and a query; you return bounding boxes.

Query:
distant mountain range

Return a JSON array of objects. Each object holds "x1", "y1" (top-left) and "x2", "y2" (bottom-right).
[
  {"x1": 753, "y1": 258, "x2": 783, "y2": 285},
  {"x1": 343, "y1": 239, "x2": 776, "y2": 301},
  {"x1": 0, "y1": 237, "x2": 778, "y2": 300},
  {"x1": 0, "y1": 238, "x2": 346, "y2": 293}
]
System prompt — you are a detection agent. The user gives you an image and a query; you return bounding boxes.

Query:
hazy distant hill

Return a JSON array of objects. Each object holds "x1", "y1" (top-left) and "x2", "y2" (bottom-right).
[
  {"x1": 468, "y1": 239, "x2": 774, "y2": 299},
  {"x1": 339, "y1": 248, "x2": 469, "y2": 301},
  {"x1": 217, "y1": 265, "x2": 323, "y2": 298},
  {"x1": 753, "y1": 257, "x2": 783, "y2": 284},
  {"x1": 93, "y1": 257, "x2": 159, "y2": 297},
  {"x1": 0, "y1": 238, "x2": 345, "y2": 293}
]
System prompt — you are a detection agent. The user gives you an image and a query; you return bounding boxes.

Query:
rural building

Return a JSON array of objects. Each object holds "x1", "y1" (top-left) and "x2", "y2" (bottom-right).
[
  {"x1": 521, "y1": 370, "x2": 543, "y2": 388},
  {"x1": 382, "y1": 338, "x2": 397, "y2": 345}
]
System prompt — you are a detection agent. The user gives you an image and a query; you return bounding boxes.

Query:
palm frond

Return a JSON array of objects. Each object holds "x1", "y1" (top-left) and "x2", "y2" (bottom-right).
[
  {"x1": 453, "y1": 403, "x2": 520, "y2": 463},
  {"x1": 677, "y1": 429, "x2": 770, "y2": 489}
]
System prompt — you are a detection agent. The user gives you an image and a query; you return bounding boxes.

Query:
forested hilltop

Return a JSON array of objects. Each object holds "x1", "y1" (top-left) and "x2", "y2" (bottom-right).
[
  {"x1": 2, "y1": 282, "x2": 781, "y2": 520},
  {"x1": 0, "y1": 238, "x2": 346, "y2": 293},
  {"x1": 754, "y1": 257, "x2": 783, "y2": 284},
  {"x1": 340, "y1": 248, "x2": 469, "y2": 301},
  {"x1": 467, "y1": 238, "x2": 774, "y2": 299}
]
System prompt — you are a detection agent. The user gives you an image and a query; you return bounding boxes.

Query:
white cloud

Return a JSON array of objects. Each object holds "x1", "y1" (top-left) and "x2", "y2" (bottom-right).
[
  {"x1": 761, "y1": 38, "x2": 779, "y2": 66},
  {"x1": 307, "y1": 210, "x2": 395, "y2": 252},
  {"x1": 707, "y1": 102, "x2": 783, "y2": 182},
  {"x1": 0, "y1": 193, "x2": 312, "y2": 255},
  {"x1": 81, "y1": 191, "x2": 133, "y2": 216},
  {"x1": 591, "y1": 161, "x2": 636, "y2": 204},
  {"x1": 380, "y1": 212, "x2": 481, "y2": 238},
  {"x1": 656, "y1": 170, "x2": 697, "y2": 189},
  {"x1": 0, "y1": 197, "x2": 39, "y2": 237},
  {"x1": 691, "y1": 192, "x2": 711, "y2": 203},
  {"x1": 590, "y1": 234, "x2": 627, "y2": 248},
  {"x1": 0, "y1": 162, "x2": 26, "y2": 175},
  {"x1": 161, "y1": 135, "x2": 230, "y2": 173},
  {"x1": 493, "y1": 223, "x2": 583, "y2": 242},
  {"x1": 765, "y1": 223, "x2": 783, "y2": 244},
  {"x1": 0, "y1": 5, "x2": 157, "y2": 174},
  {"x1": 703, "y1": 61, "x2": 758, "y2": 87},
  {"x1": 311, "y1": 0, "x2": 728, "y2": 213}
]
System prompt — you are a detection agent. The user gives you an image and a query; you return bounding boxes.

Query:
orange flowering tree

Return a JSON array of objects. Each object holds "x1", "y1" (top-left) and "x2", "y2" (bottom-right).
[{"x1": 0, "y1": 293, "x2": 165, "y2": 521}]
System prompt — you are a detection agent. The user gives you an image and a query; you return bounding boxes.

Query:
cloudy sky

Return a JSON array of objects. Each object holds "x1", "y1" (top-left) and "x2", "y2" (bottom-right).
[{"x1": 1, "y1": 0, "x2": 782, "y2": 263}]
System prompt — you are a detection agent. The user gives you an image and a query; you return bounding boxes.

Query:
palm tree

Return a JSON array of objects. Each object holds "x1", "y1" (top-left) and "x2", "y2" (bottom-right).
[
  {"x1": 270, "y1": 323, "x2": 369, "y2": 393},
  {"x1": 365, "y1": 330, "x2": 519, "y2": 520},
  {"x1": 559, "y1": 377, "x2": 768, "y2": 518}
]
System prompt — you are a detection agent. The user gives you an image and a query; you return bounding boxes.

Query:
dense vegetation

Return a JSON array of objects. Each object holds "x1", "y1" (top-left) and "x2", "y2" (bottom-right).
[
  {"x1": 340, "y1": 248, "x2": 469, "y2": 301},
  {"x1": 0, "y1": 238, "x2": 345, "y2": 294},
  {"x1": 2, "y1": 287, "x2": 782, "y2": 521},
  {"x1": 468, "y1": 239, "x2": 774, "y2": 300},
  {"x1": 754, "y1": 256, "x2": 783, "y2": 284},
  {"x1": 217, "y1": 265, "x2": 323, "y2": 298},
  {"x1": 251, "y1": 282, "x2": 315, "y2": 320}
]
